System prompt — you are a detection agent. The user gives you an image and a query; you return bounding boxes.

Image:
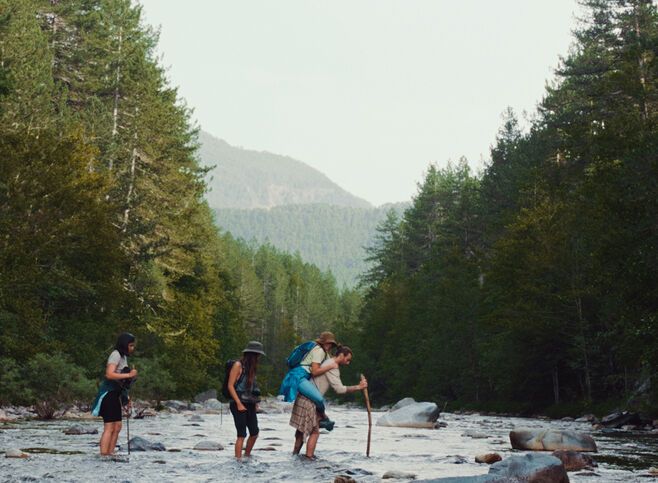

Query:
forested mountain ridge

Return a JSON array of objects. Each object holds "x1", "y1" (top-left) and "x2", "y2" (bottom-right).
[
  {"x1": 0, "y1": 0, "x2": 359, "y2": 408},
  {"x1": 198, "y1": 130, "x2": 406, "y2": 286},
  {"x1": 214, "y1": 202, "x2": 409, "y2": 287},
  {"x1": 345, "y1": 0, "x2": 658, "y2": 414},
  {"x1": 198, "y1": 130, "x2": 371, "y2": 209}
]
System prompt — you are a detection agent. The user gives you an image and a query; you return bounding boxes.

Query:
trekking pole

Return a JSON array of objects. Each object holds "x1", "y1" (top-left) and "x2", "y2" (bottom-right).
[
  {"x1": 126, "y1": 396, "x2": 131, "y2": 456},
  {"x1": 360, "y1": 374, "x2": 372, "y2": 457}
]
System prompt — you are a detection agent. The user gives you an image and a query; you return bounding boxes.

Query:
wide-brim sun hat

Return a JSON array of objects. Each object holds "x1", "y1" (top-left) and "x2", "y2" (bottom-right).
[
  {"x1": 242, "y1": 340, "x2": 266, "y2": 356},
  {"x1": 315, "y1": 331, "x2": 338, "y2": 346}
]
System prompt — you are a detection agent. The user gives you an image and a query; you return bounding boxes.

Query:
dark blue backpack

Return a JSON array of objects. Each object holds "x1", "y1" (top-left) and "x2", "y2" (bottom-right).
[
  {"x1": 221, "y1": 359, "x2": 238, "y2": 399},
  {"x1": 286, "y1": 341, "x2": 317, "y2": 369}
]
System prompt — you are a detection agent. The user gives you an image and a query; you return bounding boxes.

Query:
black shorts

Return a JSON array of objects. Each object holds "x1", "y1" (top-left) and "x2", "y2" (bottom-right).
[
  {"x1": 229, "y1": 401, "x2": 258, "y2": 438},
  {"x1": 99, "y1": 390, "x2": 122, "y2": 423}
]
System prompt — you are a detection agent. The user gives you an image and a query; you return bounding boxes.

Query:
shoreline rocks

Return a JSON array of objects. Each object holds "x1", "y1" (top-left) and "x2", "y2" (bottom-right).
[{"x1": 510, "y1": 428, "x2": 597, "y2": 452}]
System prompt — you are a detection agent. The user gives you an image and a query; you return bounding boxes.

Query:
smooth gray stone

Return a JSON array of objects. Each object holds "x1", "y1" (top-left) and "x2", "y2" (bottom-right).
[
  {"x1": 193, "y1": 389, "x2": 217, "y2": 403},
  {"x1": 377, "y1": 401, "x2": 440, "y2": 428},
  {"x1": 128, "y1": 436, "x2": 166, "y2": 451},
  {"x1": 510, "y1": 428, "x2": 597, "y2": 452}
]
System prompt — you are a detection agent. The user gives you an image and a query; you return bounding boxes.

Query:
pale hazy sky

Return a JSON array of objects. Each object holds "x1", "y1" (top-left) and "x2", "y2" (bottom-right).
[{"x1": 138, "y1": 1, "x2": 579, "y2": 206}]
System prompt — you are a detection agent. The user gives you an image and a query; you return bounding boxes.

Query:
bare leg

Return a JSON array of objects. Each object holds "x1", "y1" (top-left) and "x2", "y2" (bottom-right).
[
  {"x1": 293, "y1": 430, "x2": 304, "y2": 455},
  {"x1": 234, "y1": 436, "x2": 245, "y2": 459},
  {"x1": 305, "y1": 431, "x2": 320, "y2": 458},
  {"x1": 244, "y1": 434, "x2": 258, "y2": 456},
  {"x1": 109, "y1": 421, "x2": 122, "y2": 454},
  {"x1": 99, "y1": 422, "x2": 115, "y2": 455}
]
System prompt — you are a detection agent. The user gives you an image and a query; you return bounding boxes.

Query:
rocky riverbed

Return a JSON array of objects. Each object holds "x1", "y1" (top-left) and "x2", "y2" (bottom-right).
[{"x1": 1, "y1": 401, "x2": 657, "y2": 482}]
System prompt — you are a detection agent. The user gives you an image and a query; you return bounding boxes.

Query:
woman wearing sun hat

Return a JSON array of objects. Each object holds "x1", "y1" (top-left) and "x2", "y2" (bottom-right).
[{"x1": 226, "y1": 340, "x2": 265, "y2": 458}]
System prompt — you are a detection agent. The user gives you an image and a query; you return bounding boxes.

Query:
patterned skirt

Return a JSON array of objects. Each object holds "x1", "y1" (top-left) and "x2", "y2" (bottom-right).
[{"x1": 289, "y1": 394, "x2": 319, "y2": 437}]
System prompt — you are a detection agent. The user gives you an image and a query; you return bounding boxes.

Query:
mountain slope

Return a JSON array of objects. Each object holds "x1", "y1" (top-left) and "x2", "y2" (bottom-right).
[
  {"x1": 198, "y1": 131, "x2": 371, "y2": 209},
  {"x1": 214, "y1": 203, "x2": 408, "y2": 287}
]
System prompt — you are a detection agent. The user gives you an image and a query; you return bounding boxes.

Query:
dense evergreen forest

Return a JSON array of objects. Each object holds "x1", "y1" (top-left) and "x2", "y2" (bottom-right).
[
  {"x1": 214, "y1": 203, "x2": 408, "y2": 287},
  {"x1": 341, "y1": 0, "x2": 658, "y2": 415},
  {"x1": 0, "y1": 0, "x2": 656, "y2": 419},
  {"x1": 0, "y1": 0, "x2": 358, "y2": 410}
]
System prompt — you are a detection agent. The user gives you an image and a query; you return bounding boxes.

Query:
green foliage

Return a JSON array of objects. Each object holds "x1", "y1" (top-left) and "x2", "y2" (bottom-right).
[
  {"x1": 129, "y1": 357, "x2": 176, "y2": 404},
  {"x1": 355, "y1": 0, "x2": 658, "y2": 414},
  {"x1": 215, "y1": 203, "x2": 408, "y2": 287},
  {"x1": 0, "y1": 358, "x2": 29, "y2": 406},
  {"x1": 0, "y1": 0, "x2": 355, "y2": 402},
  {"x1": 22, "y1": 353, "x2": 96, "y2": 419}
]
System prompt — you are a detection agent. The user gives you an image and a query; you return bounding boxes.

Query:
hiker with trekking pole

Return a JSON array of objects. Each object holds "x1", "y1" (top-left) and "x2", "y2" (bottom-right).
[
  {"x1": 289, "y1": 345, "x2": 367, "y2": 459},
  {"x1": 279, "y1": 331, "x2": 342, "y2": 430},
  {"x1": 223, "y1": 341, "x2": 265, "y2": 459},
  {"x1": 91, "y1": 332, "x2": 138, "y2": 457}
]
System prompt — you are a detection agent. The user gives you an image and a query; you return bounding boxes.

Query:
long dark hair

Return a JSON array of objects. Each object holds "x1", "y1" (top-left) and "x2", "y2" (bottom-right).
[
  {"x1": 241, "y1": 352, "x2": 260, "y2": 387},
  {"x1": 115, "y1": 332, "x2": 135, "y2": 357}
]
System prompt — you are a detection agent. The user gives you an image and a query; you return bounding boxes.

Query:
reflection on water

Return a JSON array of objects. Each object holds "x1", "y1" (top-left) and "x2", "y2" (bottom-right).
[{"x1": 1, "y1": 406, "x2": 656, "y2": 482}]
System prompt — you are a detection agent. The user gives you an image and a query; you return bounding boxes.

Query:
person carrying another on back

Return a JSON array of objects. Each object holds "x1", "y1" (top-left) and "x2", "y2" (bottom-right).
[
  {"x1": 279, "y1": 331, "x2": 340, "y2": 429},
  {"x1": 290, "y1": 345, "x2": 367, "y2": 459},
  {"x1": 226, "y1": 341, "x2": 265, "y2": 459},
  {"x1": 91, "y1": 332, "x2": 138, "y2": 456}
]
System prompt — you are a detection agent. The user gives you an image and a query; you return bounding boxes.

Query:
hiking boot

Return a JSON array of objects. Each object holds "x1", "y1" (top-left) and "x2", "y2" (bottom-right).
[{"x1": 319, "y1": 417, "x2": 335, "y2": 431}]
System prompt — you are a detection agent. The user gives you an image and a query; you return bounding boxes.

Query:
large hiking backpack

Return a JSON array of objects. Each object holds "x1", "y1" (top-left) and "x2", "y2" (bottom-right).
[
  {"x1": 285, "y1": 341, "x2": 317, "y2": 369},
  {"x1": 221, "y1": 359, "x2": 237, "y2": 399}
]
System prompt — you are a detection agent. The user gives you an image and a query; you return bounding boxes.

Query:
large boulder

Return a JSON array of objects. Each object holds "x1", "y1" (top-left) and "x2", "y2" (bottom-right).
[
  {"x1": 551, "y1": 450, "x2": 596, "y2": 471},
  {"x1": 488, "y1": 454, "x2": 569, "y2": 482},
  {"x1": 510, "y1": 428, "x2": 597, "y2": 452},
  {"x1": 203, "y1": 398, "x2": 222, "y2": 410},
  {"x1": 391, "y1": 397, "x2": 417, "y2": 411},
  {"x1": 194, "y1": 389, "x2": 217, "y2": 403},
  {"x1": 162, "y1": 400, "x2": 190, "y2": 411},
  {"x1": 600, "y1": 411, "x2": 641, "y2": 429},
  {"x1": 128, "y1": 436, "x2": 166, "y2": 451},
  {"x1": 257, "y1": 398, "x2": 292, "y2": 414},
  {"x1": 417, "y1": 453, "x2": 569, "y2": 483},
  {"x1": 377, "y1": 399, "x2": 440, "y2": 428}
]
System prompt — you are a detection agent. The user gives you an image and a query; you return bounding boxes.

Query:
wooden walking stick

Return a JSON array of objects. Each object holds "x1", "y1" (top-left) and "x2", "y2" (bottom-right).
[{"x1": 360, "y1": 374, "x2": 372, "y2": 457}]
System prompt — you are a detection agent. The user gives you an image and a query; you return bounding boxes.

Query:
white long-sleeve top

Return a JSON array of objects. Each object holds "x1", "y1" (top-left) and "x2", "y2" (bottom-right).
[{"x1": 312, "y1": 358, "x2": 347, "y2": 395}]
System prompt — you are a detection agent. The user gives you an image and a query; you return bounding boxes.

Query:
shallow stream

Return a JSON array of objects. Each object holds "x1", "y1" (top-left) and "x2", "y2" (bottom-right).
[{"x1": 1, "y1": 406, "x2": 657, "y2": 482}]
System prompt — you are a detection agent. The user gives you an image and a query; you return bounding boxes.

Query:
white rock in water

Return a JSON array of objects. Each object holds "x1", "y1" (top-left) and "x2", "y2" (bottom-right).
[
  {"x1": 390, "y1": 397, "x2": 417, "y2": 411},
  {"x1": 5, "y1": 449, "x2": 29, "y2": 459},
  {"x1": 382, "y1": 470, "x2": 417, "y2": 479},
  {"x1": 203, "y1": 398, "x2": 222, "y2": 410},
  {"x1": 193, "y1": 440, "x2": 224, "y2": 451},
  {"x1": 510, "y1": 428, "x2": 597, "y2": 452},
  {"x1": 377, "y1": 401, "x2": 440, "y2": 428}
]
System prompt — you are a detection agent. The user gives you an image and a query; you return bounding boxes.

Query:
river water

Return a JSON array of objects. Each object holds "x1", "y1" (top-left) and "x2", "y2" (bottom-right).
[{"x1": 1, "y1": 404, "x2": 657, "y2": 482}]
